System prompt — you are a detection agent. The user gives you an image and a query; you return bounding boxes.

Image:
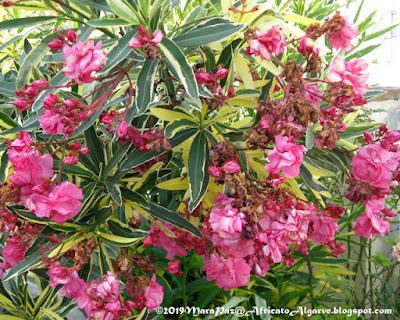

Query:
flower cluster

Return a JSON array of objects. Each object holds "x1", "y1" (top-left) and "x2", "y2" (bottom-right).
[
  {"x1": 48, "y1": 29, "x2": 106, "y2": 84},
  {"x1": 40, "y1": 94, "x2": 89, "y2": 136},
  {"x1": 13, "y1": 78, "x2": 49, "y2": 112},
  {"x1": 145, "y1": 189, "x2": 344, "y2": 290},
  {"x1": 245, "y1": 25, "x2": 287, "y2": 61},
  {"x1": 346, "y1": 126, "x2": 400, "y2": 238},
  {"x1": 195, "y1": 66, "x2": 234, "y2": 109},
  {"x1": 47, "y1": 263, "x2": 163, "y2": 319},
  {"x1": 129, "y1": 26, "x2": 164, "y2": 60},
  {"x1": 5, "y1": 131, "x2": 83, "y2": 224},
  {"x1": 265, "y1": 135, "x2": 307, "y2": 178}
]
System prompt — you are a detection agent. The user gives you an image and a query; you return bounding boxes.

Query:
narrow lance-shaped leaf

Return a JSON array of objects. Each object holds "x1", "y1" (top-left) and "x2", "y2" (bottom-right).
[
  {"x1": 173, "y1": 18, "x2": 243, "y2": 47},
  {"x1": 188, "y1": 132, "x2": 210, "y2": 212},
  {"x1": 158, "y1": 37, "x2": 202, "y2": 109},
  {"x1": 135, "y1": 58, "x2": 159, "y2": 115}
]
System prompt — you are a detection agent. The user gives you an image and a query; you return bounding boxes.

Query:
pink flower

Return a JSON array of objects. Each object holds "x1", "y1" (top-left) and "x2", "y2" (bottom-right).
[
  {"x1": 221, "y1": 158, "x2": 241, "y2": 174},
  {"x1": 61, "y1": 273, "x2": 90, "y2": 308},
  {"x1": 1, "y1": 243, "x2": 26, "y2": 268},
  {"x1": 13, "y1": 97, "x2": 31, "y2": 111},
  {"x1": 215, "y1": 68, "x2": 229, "y2": 80},
  {"x1": 351, "y1": 144, "x2": 399, "y2": 189},
  {"x1": 10, "y1": 131, "x2": 32, "y2": 152},
  {"x1": 39, "y1": 109, "x2": 65, "y2": 135},
  {"x1": 209, "y1": 205, "x2": 247, "y2": 237},
  {"x1": 27, "y1": 181, "x2": 83, "y2": 224},
  {"x1": 129, "y1": 27, "x2": 164, "y2": 48},
  {"x1": 48, "y1": 39, "x2": 63, "y2": 51},
  {"x1": 66, "y1": 29, "x2": 77, "y2": 43},
  {"x1": 353, "y1": 212, "x2": 390, "y2": 239},
  {"x1": 303, "y1": 84, "x2": 323, "y2": 109},
  {"x1": 310, "y1": 213, "x2": 338, "y2": 245},
  {"x1": 246, "y1": 26, "x2": 287, "y2": 61},
  {"x1": 168, "y1": 260, "x2": 180, "y2": 274},
  {"x1": 43, "y1": 93, "x2": 60, "y2": 108},
  {"x1": 195, "y1": 72, "x2": 214, "y2": 84},
  {"x1": 353, "y1": 196, "x2": 391, "y2": 238},
  {"x1": 298, "y1": 36, "x2": 319, "y2": 56},
  {"x1": 203, "y1": 253, "x2": 250, "y2": 290},
  {"x1": 48, "y1": 263, "x2": 75, "y2": 286},
  {"x1": 63, "y1": 40, "x2": 106, "y2": 84},
  {"x1": 208, "y1": 166, "x2": 223, "y2": 178},
  {"x1": 64, "y1": 153, "x2": 79, "y2": 166},
  {"x1": 328, "y1": 15, "x2": 358, "y2": 52},
  {"x1": 143, "y1": 274, "x2": 164, "y2": 311},
  {"x1": 265, "y1": 135, "x2": 307, "y2": 178},
  {"x1": 117, "y1": 121, "x2": 128, "y2": 138},
  {"x1": 144, "y1": 224, "x2": 188, "y2": 260},
  {"x1": 7, "y1": 149, "x2": 53, "y2": 187},
  {"x1": 326, "y1": 56, "x2": 369, "y2": 95}
]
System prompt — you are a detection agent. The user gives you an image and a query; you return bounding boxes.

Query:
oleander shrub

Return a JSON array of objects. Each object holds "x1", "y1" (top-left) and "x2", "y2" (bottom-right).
[{"x1": 0, "y1": 0, "x2": 399, "y2": 319}]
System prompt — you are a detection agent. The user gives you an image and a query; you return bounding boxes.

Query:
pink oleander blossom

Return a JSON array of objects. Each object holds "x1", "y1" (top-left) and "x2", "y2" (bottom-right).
[
  {"x1": 209, "y1": 205, "x2": 247, "y2": 238},
  {"x1": 39, "y1": 109, "x2": 65, "y2": 135},
  {"x1": 310, "y1": 213, "x2": 338, "y2": 245},
  {"x1": 63, "y1": 40, "x2": 106, "y2": 84},
  {"x1": 221, "y1": 158, "x2": 241, "y2": 174},
  {"x1": 203, "y1": 253, "x2": 251, "y2": 290},
  {"x1": 326, "y1": 56, "x2": 369, "y2": 95},
  {"x1": 129, "y1": 27, "x2": 164, "y2": 48},
  {"x1": 265, "y1": 135, "x2": 307, "y2": 178},
  {"x1": 7, "y1": 148, "x2": 54, "y2": 187},
  {"x1": 351, "y1": 143, "x2": 399, "y2": 190},
  {"x1": 143, "y1": 274, "x2": 164, "y2": 311},
  {"x1": 328, "y1": 15, "x2": 358, "y2": 52},
  {"x1": 25, "y1": 181, "x2": 83, "y2": 224},
  {"x1": 1, "y1": 243, "x2": 26, "y2": 268},
  {"x1": 246, "y1": 26, "x2": 287, "y2": 61}
]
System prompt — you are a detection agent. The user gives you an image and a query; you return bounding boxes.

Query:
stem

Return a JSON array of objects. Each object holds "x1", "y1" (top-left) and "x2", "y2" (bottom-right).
[
  {"x1": 307, "y1": 257, "x2": 315, "y2": 308},
  {"x1": 369, "y1": 239, "x2": 376, "y2": 319},
  {"x1": 182, "y1": 267, "x2": 189, "y2": 320}
]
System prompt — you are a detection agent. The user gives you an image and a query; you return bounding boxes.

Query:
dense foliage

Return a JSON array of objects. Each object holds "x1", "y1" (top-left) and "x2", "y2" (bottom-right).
[{"x1": 0, "y1": 0, "x2": 399, "y2": 319}]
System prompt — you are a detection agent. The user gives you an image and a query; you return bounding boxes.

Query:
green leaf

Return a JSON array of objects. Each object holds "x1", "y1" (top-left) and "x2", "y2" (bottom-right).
[
  {"x1": 0, "y1": 112, "x2": 18, "y2": 129},
  {"x1": 119, "y1": 127, "x2": 198, "y2": 174},
  {"x1": 0, "y1": 153, "x2": 9, "y2": 184},
  {"x1": 70, "y1": 0, "x2": 112, "y2": 12},
  {"x1": 85, "y1": 127, "x2": 105, "y2": 167},
  {"x1": 95, "y1": 205, "x2": 113, "y2": 224},
  {"x1": 100, "y1": 29, "x2": 144, "y2": 75},
  {"x1": 53, "y1": 160, "x2": 95, "y2": 178},
  {"x1": 103, "y1": 142, "x2": 132, "y2": 178},
  {"x1": 346, "y1": 44, "x2": 380, "y2": 59},
  {"x1": 86, "y1": 18, "x2": 132, "y2": 27},
  {"x1": 158, "y1": 37, "x2": 201, "y2": 109},
  {"x1": 135, "y1": 58, "x2": 159, "y2": 115},
  {"x1": 364, "y1": 24, "x2": 399, "y2": 41},
  {"x1": 143, "y1": 201, "x2": 201, "y2": 237},
  {"x1": 0, "y1": 81, "x2": 17, "y2": 97},
  {"x1": 108, "y1": 219, "x2": 148, "y2": 238},
  {"x1": 40, "y1": 307, "x2": 65, "y2": 320},
  {"x1": 0, "y1": 16, "x2": 58, "y2": 30},
  {"x1": 120, "y1": 187, "x2": 149, "y2": 209},
  {"x1": 300, "y1": 165, "x2": 329, "y2": 193},
  {"x1": 173, "y1": 18, "x2": 243, "y2": 47},
  {"x1": 106, "y1": 176, "x2": 122, "y2": 206},
  {"x1": 188, "y1": 132, "x2": 210, "y2": 212},
  {"x1": 165, "y1": 118, "x2": 198, "y2": 139},
  {"x1": 98, "y1": 232, "x2": 145, "y2": 247},
  {"x1": 105, "y1": 0, "x2": 142, "y2": 25}
]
